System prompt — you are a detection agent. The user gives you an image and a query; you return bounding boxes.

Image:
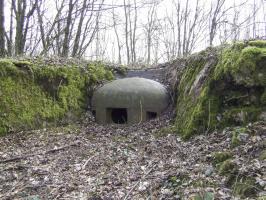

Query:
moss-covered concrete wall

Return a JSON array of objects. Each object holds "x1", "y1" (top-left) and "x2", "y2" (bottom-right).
[
  {"x1": 0, "y1": 59, "x2": 113, "y2": 135},
  {"x1": 173, "y1": 40, "x2": 266, "y2": 138}
]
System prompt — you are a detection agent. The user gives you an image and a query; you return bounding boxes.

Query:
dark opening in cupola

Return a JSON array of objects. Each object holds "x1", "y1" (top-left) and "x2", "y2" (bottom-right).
[{"x1": 109, "y1": 108, "x2": 127, "y2": 124}]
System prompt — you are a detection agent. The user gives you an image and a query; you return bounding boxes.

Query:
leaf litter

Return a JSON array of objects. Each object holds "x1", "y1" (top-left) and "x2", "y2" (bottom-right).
[{"x1": 0, "y1": 110, "x2": 265, "y2": 200}]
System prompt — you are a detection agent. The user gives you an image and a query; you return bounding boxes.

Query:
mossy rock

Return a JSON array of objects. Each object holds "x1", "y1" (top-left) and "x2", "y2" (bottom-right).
[
  {"x1": 174, "y1": 40, "x2": 266, "y2": 138},
  {"x1": 0, "y1": 59, "x2": 113, "y2": 135},
  {"x1": 212, "y1": 151, "x2": 232, "y2": 164}
]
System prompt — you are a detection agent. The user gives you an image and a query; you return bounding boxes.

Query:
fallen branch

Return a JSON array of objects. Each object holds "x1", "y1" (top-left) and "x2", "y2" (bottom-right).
[
  {"x1": 81, "y1": 155, "x2": 96, "y2": 170},
  {"x1": 0, "y1": 142, "x2": 80, "y2": 164}
]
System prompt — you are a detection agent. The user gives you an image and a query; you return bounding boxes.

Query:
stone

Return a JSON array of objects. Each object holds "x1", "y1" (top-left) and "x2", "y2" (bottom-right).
[
  {"x1": 259, "y1": 112, "x2": 266, "y2": 121},
  {"x1": 235, "y1": 111, "x2": 246, "y2": 123},
  {"x1": 237, "y1": 133, "x2": 249, "y2": 142},
  {"x1": 138, "y1": 181, "x2": 150, "y2": 192},
  {"x1": 161, "y1": 188, "x2": 174, "y2": 196},
  {"x1": 189, "y1": 56, "x2": 217, "y2": 97},
  {"x1": 256, "y1": 177, "x2": 266, "y2": 187},
  {"x1": 205, "y1": 166, "x2": 214, "y2": 176}
]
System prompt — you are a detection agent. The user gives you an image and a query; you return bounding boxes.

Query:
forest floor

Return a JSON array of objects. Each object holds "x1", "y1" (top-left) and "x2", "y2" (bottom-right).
[{"x1": 0, "y1": 111, "x2": 265, "y2": 200}]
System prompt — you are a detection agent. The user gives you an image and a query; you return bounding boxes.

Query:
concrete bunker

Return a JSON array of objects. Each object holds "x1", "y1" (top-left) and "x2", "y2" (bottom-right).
[{"x1": 92, "y1": 77, "x2": 169, "y2": 124}]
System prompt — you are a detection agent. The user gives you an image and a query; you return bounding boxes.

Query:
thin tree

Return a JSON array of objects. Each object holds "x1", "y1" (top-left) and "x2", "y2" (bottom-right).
[
  {"x1": 144, "y1": 1, "x2": 158, "y2": 65},
  {"x1": 112, "y1": 4, "x2": 122, "y2": 64},
  {"x1": 0, "y1": 0, "x2": 5, "y2": 57},
  {"x1": 62, "y1": 0, "x2": 75, "y2": 57},
  {"x1": 123, "y1": 0, "x2": 130, "y2": 65},
  {"x1": 209, "y1": 0, "x2": 226, "y2": 46},
  {"x1": 12, "y1": 0, "x2": 38, "y2": 55}
]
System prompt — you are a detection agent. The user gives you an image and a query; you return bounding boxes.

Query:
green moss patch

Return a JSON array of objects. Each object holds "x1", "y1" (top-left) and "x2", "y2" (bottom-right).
[
  {"x1": 218, "y1": 159, "x2": 238, "y2": 175},
  {"x1": 174, "y1": 40, "x2": 266, "y2": 138},
  {"x1": 212, "y1": 151, "x2": 232, "y2": 164},
  {"x1": 0, "y1": 59, "x2": 113, "y2": 135}
]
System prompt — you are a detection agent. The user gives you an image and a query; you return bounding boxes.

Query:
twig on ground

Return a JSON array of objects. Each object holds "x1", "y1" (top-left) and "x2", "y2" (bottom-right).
[
  {"x1": 82, "y1": 155, "x2": 96, "y2": 170},
  {"x1": 0, "y1": 141, "x2": 80, "y2": 163}
]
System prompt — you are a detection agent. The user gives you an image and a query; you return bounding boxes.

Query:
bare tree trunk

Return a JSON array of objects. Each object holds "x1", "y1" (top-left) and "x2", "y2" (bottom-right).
[
  {"x1": 72, "y1": 0, "x2": 88, "y2": 57},
  {"x1": 14, "y1": 0, "x2": 25, "y2": 55},
  {"x1": 252, "y1": 0, "x2": 256, "y2": 38},
  {"x1": 0, "y1": 0, "x2": 5, "y2": 57},
  {"x1": 62, "y1": 0, "x2": 74, "y2": 57},
  {"x1": 124, "y1": 0, "x2": 130, "y2": 65},
  {"x1": 209, "y1": 0, "x2": 226, "y2": 46},
  {"x1": 40, "y1": 0, "x2": 65, "y2": 55},
  {"x1": 263, "y1": 0, "x2": 266, "y2": 37},
  {"x1": 13, "y1": 0, "x2": 38, "y2": 56},
  {"x1": 6, "y1": 4, "x2": 14, "y2": 56},
  {"x1": 175, "y1": 1, "x2": 181, "y2": 57},
  {"x1": 232, "y1": 2, "x2": 240, "y2": 42},
  {"x1": 182, "y1": 0, "x2": 189, "y2": 55},
  {"x1": 37, "y1": 0, "x2": 46, "y2": 54},
  {"x1": 112, "y1": 5, "x2": 122, "y2": 64},
  {"x1": 185, "y1": 0, "x2": 200, "y2": 54},
  {"x1": 78, "y1": 1, "x2": 103, "y2": 57},
  {"x1": 145, "y1": 1, "x2": 157, "y2": 65},
  {"x1": 132, "y1": 0, "x2": 137, "y2": 64}
]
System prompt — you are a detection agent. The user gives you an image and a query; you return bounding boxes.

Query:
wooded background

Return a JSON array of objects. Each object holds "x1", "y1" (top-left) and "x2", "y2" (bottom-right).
[{"x1": 0, "y1": 0, "x2": 265, "y2": 66}]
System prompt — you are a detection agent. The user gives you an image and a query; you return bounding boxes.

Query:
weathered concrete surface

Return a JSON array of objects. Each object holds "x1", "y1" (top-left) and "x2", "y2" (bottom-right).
[
  {"x1": 92, "y1": 77, "x2": 169, "y2": 124},
  {"x1": 114, "y1": 63, "x2": 169, "y2": 84}
]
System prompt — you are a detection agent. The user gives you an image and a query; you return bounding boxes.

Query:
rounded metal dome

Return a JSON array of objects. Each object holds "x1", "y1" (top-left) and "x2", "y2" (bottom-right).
[{"x1": 92, "y1": 77, "x2": 169, "y2": 110}]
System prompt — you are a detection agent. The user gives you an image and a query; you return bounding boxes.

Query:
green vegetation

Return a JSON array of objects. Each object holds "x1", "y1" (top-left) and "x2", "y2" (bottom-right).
[
  {"x1": 162, "y1": 173, "x2": 190, "y2": 197},
  {"x1": 166, "y1": 174, "x2": 189, "y2": 188},
  {"x1": 218, "y1": 159, "x2": 237, "y2": 175},
  {"x1": 0, "y1": 59, "x2": 113, "y2": 135},
  {"x1": 212, "y1": 151, "x2": 232, "y2": 164},
  {"x1": 230, "y1": 127, "x2": 248, "y2": 147},
  {"x1": 154, "y1": 125, "x2": 175, "y2": 138},
  {"x1": 259, "y1": 150, "x2": 266, "y2": 160},
  {"x1": 192, "y1": 192, "x2": 214, "y2": 200},
  {"x1": 214, "y1": 159, "x2": 260, "y2": 198},
  {"x1": 174, "y1": 40, "x2": 266, "y2": 138},
  {"x1": 232, "y1": 177, "x2": 258, "y2": 198},
  {"x1": 211, "y1": 152, "x2": 261, "y2": 198}
]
